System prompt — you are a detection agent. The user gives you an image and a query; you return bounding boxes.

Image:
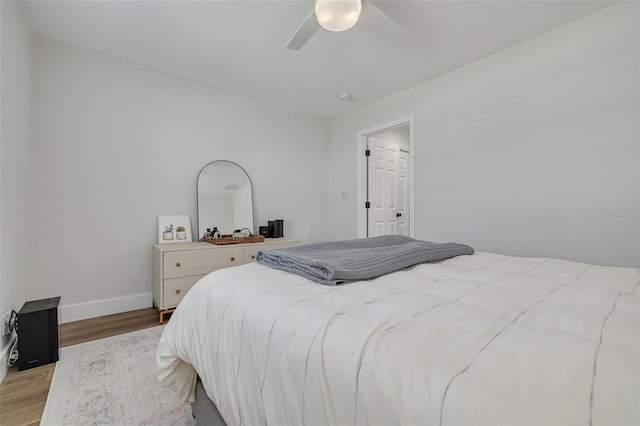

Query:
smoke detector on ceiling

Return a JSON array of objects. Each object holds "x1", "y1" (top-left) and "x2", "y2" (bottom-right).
[{"x1": 339, "y1": 92, "x2": 352, "y2": 101}]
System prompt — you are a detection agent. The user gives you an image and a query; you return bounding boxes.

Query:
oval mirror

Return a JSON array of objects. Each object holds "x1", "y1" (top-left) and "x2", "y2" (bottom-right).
[{"x1": 197, "y1": 161, "x2": 254, "y2": 237}]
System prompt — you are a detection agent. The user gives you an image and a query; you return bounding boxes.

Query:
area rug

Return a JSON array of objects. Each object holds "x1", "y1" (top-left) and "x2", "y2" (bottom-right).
[{"x1": 41, "y1": 326, "x2": 194, "y2": 425}]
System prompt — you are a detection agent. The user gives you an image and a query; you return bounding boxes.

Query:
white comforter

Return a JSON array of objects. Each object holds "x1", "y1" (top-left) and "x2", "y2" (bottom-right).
[{"x1": 157, "y1": 252, "x2": 640, "y2": 425}]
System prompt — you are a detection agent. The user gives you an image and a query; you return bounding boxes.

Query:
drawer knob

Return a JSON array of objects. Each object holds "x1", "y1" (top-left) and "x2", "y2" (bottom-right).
[
  {"x1": 251, "y1": 255, "x2": 256, "y2": 259},
  {"x1": 175, "y1": 289, "x2": 181, "y2": 294},
  {"x1": 176, "y1": 262, "x2": 181, "y2": 267},
  {"x1": 230, "y1": 257, "x2": 235, "y2": 261}
]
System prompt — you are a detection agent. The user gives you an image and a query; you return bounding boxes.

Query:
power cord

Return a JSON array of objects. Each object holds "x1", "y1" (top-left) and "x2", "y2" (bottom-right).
[
  {"x1": 7, "y1": 310, "x2": 17, "y2": 332},
  {"x1": 7, "y1": 310, "x2": 18, "y2": 367}
]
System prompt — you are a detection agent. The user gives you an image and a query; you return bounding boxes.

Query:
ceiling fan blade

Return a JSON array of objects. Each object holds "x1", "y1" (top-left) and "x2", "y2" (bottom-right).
[
  {"x1": 358, "y1": 1, "x2": 405, "y2": 45},
  {"x1": 286, "y1": 10, "x2": 321, "y2": 50}
]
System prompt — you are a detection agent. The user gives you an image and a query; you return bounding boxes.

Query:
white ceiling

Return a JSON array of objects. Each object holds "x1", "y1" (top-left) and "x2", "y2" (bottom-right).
[{"x1": 20, "y1": 0, "x2": 619, "y2": 119}]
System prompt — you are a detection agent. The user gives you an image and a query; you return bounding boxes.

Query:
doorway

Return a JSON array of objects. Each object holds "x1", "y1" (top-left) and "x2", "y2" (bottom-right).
[{"x1": 356, "y1": 116, "x2": 414, "y2": 238}]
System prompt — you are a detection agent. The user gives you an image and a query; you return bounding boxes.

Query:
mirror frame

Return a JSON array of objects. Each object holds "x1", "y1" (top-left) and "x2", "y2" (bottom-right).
[{"x1": 196, "y1": 160, "x2": 255, "y2": 238}]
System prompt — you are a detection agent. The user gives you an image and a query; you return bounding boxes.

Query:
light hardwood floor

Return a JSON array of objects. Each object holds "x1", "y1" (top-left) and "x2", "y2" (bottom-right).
[{"x1": 0, "y1": 308, "x2": 162, "y2": 426}]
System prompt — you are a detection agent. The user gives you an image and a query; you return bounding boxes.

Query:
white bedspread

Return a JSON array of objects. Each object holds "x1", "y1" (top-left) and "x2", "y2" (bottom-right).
[{"x1": 157, "y1": 252, "x2": 640, "y2": 425}]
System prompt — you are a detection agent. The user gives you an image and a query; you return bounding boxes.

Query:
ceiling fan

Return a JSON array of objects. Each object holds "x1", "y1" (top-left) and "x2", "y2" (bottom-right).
[{"x1": 286, "y1": 0, "x2": 405, "y2": 50}]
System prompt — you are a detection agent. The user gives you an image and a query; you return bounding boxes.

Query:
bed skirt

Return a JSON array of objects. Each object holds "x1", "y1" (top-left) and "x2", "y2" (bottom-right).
[{"x1": 192, "y1": 377, "x2": 226, "y2": 426}]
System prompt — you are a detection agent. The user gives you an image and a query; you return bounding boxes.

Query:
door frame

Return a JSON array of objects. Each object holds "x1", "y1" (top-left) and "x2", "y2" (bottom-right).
[{"x1": 356, "y1": 115, "x2": 415, "y2": 238}]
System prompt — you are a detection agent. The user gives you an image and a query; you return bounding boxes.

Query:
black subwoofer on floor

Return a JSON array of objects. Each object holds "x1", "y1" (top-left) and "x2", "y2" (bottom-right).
[{"x1": 17, "y1": 296, "x2": 61, "y2": 371}]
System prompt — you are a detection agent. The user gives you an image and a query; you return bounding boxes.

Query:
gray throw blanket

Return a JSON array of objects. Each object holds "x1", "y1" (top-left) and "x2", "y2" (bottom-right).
[{"x1": 256, "y1": 235, "x2": 474, "y2": 285}]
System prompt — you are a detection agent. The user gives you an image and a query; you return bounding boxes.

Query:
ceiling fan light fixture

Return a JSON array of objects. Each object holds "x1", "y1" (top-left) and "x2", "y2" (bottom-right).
[{"x1": 315, "y1": 0, "x2": 362, "y2": 32}]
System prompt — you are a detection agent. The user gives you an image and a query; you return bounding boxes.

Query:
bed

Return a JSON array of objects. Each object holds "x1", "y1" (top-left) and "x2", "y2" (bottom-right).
[{"x1": 157, "y1": 245, "x2": 640, "y2": 425}]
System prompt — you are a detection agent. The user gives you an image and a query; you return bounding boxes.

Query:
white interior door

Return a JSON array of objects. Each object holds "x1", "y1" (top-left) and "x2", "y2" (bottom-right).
[
  {"x1": 367, "y1": 138, "x2": 410, "y2": 237},
  {"x1": 397, "y1": 149, "x2": 409, "y2": 235}
]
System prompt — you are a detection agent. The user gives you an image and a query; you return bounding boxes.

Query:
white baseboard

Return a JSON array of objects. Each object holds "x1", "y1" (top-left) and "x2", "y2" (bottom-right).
[
  {"x1": 59, "y1": 292, "x2": 152, "y2": 324},
  {"x1": 0, "y1": 333, "x2": 17, "y2": 383}
]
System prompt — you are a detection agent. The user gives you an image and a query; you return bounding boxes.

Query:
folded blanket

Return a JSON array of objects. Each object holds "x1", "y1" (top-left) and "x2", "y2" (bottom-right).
[{"x1": 256, "y1": 235, "x2": 474, "y2": 285}]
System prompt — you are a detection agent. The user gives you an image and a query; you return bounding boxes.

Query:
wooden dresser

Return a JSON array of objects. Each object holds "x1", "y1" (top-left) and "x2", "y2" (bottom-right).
[{"x1": 152, "y1": 239, "x2": 299, "y2": 323}]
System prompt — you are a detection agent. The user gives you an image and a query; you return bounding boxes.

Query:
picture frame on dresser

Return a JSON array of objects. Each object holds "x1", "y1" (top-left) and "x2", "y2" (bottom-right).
[{"x1": 158, "y1": 215, "x2": 193, "y2": 244}]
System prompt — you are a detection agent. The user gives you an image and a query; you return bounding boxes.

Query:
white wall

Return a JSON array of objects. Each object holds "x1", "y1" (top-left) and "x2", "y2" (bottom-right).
[
  {"x1": 0, "y1": 1, "x2": 33, "y2": 380},
  {"x1": 329, "y1": 2, "x2": 639, "y2": 268},
  {"x1": 31, "y1": 40, "x2": 329, "y2": 322}
]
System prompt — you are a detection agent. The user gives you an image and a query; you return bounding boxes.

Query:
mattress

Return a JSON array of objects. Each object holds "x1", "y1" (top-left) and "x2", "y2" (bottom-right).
[{"x1": 157, "y1": 252, "x2": 640, "y2": 425}]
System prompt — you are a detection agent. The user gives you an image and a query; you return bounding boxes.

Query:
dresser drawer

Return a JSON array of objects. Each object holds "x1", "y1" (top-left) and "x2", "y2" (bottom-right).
[
  {"x1": 242, "y1": 246, "x2": 261, "y2": 263},
  {"x1": 163, "y1": 275, "x2": 204, "y2": 307},
  {"x1": 164, "y1": 247, "x2": 243, "y2": 279},
  {"x1": 153, "y1": 240, "x2": 299, "y2": 323}
]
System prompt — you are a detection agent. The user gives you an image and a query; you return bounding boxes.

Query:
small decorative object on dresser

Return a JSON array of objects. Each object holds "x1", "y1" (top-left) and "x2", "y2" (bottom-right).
[
  {"x1": 162, "y1": 225, "x2": 174, "y2": 241},
  {"x1": 176, "y1": 226, "x2": 187, "y2": 240},
  {"x1": 152, "y1": 239, "x2": 299, "y2": 323},
  {"x1": 158, "y1": 215, "x2": 193, "y2": 244}
]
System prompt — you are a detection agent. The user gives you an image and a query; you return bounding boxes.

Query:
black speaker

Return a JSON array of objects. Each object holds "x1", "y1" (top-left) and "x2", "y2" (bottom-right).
[
  {"x1": 17, "y1": 297, "x2": 60, "y2": 371},
  {"x1": 267, "y1": 221, "x2": 275, "y2": 238},
  {"x1": 259, "y1": 226, "x2": 269, "y2": 237},
  {"x1": 274, "y1": 220, "x2": 284, "y2": 238}
]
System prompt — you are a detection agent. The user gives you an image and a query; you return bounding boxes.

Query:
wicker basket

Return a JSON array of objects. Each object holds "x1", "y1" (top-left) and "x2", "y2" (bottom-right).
[{"x1": 203, "y1": 235, "x2": 265, "y2": 245}]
